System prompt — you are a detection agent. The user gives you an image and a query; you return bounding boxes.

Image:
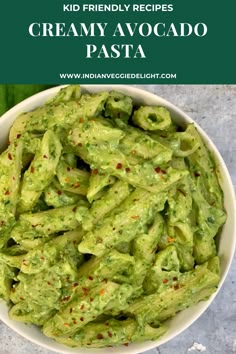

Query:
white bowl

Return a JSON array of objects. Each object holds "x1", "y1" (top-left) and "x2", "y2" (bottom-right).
[{"x1": 0, "y1": 85, "x2": 235, "y2": 354}]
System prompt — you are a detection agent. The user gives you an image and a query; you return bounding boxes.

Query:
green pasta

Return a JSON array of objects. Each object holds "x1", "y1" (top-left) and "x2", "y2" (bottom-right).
[
  {"x1": 132, "y1": 106, "x2": 172, "y2": 131},
  {"x1": 56, "y1": 160, "x2": 90, "y2": 196},
  {"x1": 18, "y1": 130, "x2": 62, "y2": 213},
  {"x1": 0, "y1": 85, "x2": 226, "y2": 348}
]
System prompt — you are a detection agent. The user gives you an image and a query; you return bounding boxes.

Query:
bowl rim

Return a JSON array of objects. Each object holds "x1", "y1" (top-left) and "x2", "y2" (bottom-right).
[{"x1": 0, "y1": 84, "x2": 235, "y2": 354}]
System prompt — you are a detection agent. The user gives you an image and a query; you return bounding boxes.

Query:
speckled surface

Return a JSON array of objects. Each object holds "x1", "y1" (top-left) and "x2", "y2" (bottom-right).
[{"x1": 0, "y1": 85, "x2": 235, "y2": 354}]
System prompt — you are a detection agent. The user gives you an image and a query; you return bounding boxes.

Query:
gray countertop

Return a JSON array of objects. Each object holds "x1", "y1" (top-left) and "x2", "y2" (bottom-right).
[{"x1": 0, "y1": 85, "x2": 235, "y2": 354}]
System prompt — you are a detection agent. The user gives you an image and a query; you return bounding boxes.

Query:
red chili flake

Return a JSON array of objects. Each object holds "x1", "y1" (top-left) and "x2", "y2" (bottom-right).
[
  {"x1": 163, "y1": 279, "x2": 169, "y2": 284},
  {"x1": 131, "y1": 150, "x2": 136, "y2": 155},
  {"x1": 73, "y1": 240, "x2": 77, "y2": 245},
  {"x1": 125, "y1": 167, "x2": 131, "y2": 173},
  {"x1": 177, "y1": 189, "x2": 186, "y2": 196},
  {"x1": 32, "y1": 224, "x2": 39, "y2": 228},
  {"x1": 57, "y1": 190, "x2": 62, "y2": 195},
  {"x1": 40, "y1": 256, "x2": 45, "y2": 260},
  {"x1": 161, "y1": 169, "x2": 166, "y2": 175},
  {"x1": 7, "y1": 141, "x2": 10, "y2": 145},
  {"x1": 72, "y1": 207, "x2": 77, "y2": 212},
  {"x1": 14, "y1": 142, "x2": 18, "y2": 147},
  {"x1": 5, "y1": 191, "x2": 10, "y2": 195},
  {"x1": 100, "y1": 289, "x2": 105, "y2": 296},
  {"x1": 173, "y1": 277, "x2": 178, "y2": 281},
  {"x1": 97, "y1": 334, "x2": 104, "y2": 340},
  {"x1": 73, "y1": 282, "x2": 79, "y2": 288},
  {"x1": 174, "y1": 284, "x2": 180, "y2": 290},
  {"x1": 30, "y1": 166, "x2": 35, "y2": 173},
  {"x1": 82, "y1": 287, "x2": 88, "y2": 296},
  {"x1": 90, "y1": 297, "x2": 94, "y2": 302},
  {"x1": 73, "y1": 182, "x2": 80, "y2": 188},
  {"x1": 116, "y1": 163, "x2": 123, "y2": 169},
  {"x1": 92, "y1": 169, "x2": 98, "y2": 175},
  {"x1": 67, "y1": 167, "x2": 71, "y2": 171},
  {"x1": 63, "y1": 296, "x2": 71, "y2": 301},
  {"x1": 43, "y1": 154, "x2": 48, "y2": 159},
  {"x1": 168, "y1": 237, "x2": 174, "y2": 243},
  {"x1": 88, "y1": 276, "x2": 93, "y2": 281},
  {"x1": 105, "y1": 322, "x2": 109, "y2": 326},
  {"x1": 8, "y1": 153, "x2": 12, "y2": 160},
  {"x1": 22, "y1": 260, "x2": 28, "y2": 266},
  {"x1": 79, "y1": 118, "x2": 84, "y2": 123},
  {"x1": 16, "y1": 134, "x2": 21, "y2": 139},
  {"x1": 11, "y1": 288, "x2": 16, "y2": 293},
  {"x1": 64, "y1": 323, "x2": 69, "y2": 327},
  {"x1": 155, "y1": 167, "x2": 161, "y2": 173},
  {"x1": 66, "y1": 276, "x2": 70, "y2": 282},
  {"x1": 131, "y1": 215, "x2": 139, "y2": 219},
  {"x1": 103, "y1": 278, "x2": 108, "y2": 284},
  {"x1": 107, "y1": 331, "x2": 112, "y2": 338},
  {"x1": 194, "y1": 172, "x2": 201, "y2": 177},
  {"x1": 124, "y1": 343, "x2": 129, "y2": 347},
  {"x1": 80, "y1": 304, "x2": 84, "y2": 310},
  {"x1": 77, "y1": 143, "x2": 82, "y2": 147},
  {"x1": 47, "y1": 281, "x2": 51, "y2": 286},
  {"x1": 80, "y1": 317, "x2": 84, "y2": 322},
  {"x1": 0, "y1": 221, "x2": 4, "y2": 227}
]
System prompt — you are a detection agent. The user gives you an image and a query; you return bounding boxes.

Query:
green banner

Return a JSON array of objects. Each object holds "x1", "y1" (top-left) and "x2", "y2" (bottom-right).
[{"x1": 0, "y1": 0, "x2": 235, "y2": 83}]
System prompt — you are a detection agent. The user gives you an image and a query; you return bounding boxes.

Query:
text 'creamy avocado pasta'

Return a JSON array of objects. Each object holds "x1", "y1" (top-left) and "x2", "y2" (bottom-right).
[{"x1": 0, "y1": 85, "x2": 226, "y2": 348}]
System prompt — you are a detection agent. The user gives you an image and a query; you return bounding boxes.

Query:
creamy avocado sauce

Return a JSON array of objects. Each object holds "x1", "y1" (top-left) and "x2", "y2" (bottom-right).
[{"x1": 0, "y1": 85, "x2": 226, "y2": 348}]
